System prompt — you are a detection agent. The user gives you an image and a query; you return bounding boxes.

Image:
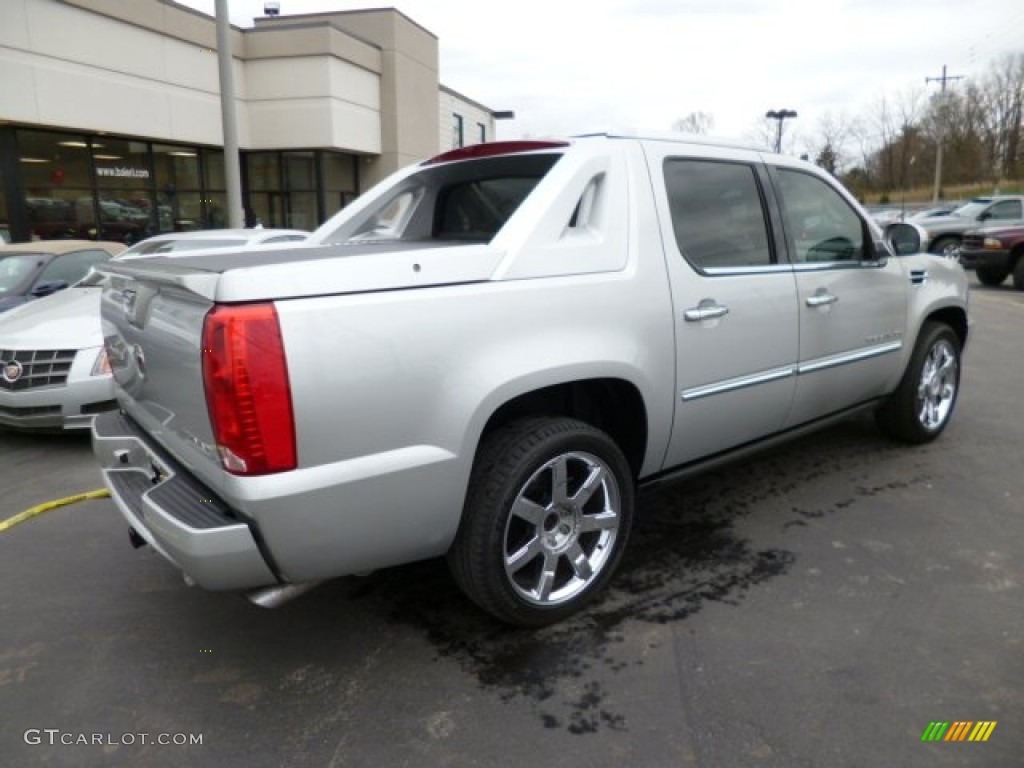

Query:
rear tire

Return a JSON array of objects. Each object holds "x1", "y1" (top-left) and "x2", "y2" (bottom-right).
[
  {"x1": 448, "y1": 417, "x2": 634, "y2": 626},
  {"x1": 876, "y1": 322, "x2": 961, "y2": 444},
  {"x1": 976, "y1": 264, "x2": 1009, "y2": 286}
]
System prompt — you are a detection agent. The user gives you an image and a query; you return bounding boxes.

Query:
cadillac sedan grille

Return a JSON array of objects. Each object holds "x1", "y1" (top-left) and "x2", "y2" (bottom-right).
[
  {"x1": 0, "y1": 349, "x2": 77, "y2": 391},
  {"x1": 961, "y1": 234, "x2": 984, "y2": 249}
]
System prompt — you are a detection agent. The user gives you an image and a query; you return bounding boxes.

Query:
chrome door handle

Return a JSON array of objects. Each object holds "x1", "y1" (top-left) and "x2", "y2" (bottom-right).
[
  {"x1": 684, "y1": 301, "x2": 729, "y2": 322},
  {"x1": 805, "y1": 291, "x2": 838, "y2": 307}
]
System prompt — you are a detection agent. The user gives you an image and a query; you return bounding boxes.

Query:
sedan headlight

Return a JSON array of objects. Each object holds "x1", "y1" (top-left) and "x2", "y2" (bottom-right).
[
  {"x1": 983, "y1": 237, "x2": 1003, "y2": 249},
  {"x1": 91, "y1": 347, "x2": 112, "y2": 377}
]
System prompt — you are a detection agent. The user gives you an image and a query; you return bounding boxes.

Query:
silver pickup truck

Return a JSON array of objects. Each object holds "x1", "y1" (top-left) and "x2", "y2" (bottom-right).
[{"x1": 91, "y1": 133, "x2": 969, "y2": 626}]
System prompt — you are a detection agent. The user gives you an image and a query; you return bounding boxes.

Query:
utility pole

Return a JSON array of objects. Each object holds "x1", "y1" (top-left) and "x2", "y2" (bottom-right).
[
  {"x1": 215, "y1": 0, "x2": 244, "y2": 228},
  {"x1": 926, "y1": 65, "x2": 965, "y2": 204},
  {"x1": 765, "y1": 109, "x2": 798, "y2": 153}
]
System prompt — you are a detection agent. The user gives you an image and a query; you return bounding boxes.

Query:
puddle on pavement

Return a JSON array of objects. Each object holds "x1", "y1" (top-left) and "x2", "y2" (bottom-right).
[{"x1": 346, "y1": 420, "x2": 931, "y2": 734}]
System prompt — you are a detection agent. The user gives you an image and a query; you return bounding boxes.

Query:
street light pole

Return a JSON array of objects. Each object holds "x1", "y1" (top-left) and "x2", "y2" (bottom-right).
[
  {"x1": 765, "y1": 109, "x2": 798, "y2": 153},
  {"x1": 215, "y1": 0, "x2": 244, "y2": 228}
]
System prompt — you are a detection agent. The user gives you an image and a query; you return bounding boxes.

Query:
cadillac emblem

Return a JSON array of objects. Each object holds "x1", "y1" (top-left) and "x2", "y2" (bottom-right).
[{"x1": 2, "y1": 359, "x2": 23, "y2": 383}]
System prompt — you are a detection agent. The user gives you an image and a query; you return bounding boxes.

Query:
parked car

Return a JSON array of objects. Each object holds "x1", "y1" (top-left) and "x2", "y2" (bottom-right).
[
  {"x1": 0, "y1": 229, "x2": 308, "y2": 431},
  {"x1": 907, "y1": 206, "x2": 956, "y2": 221},
  {"x1": 91, "y1": 135, "x2": 969, "y2": 626},
  {"x1": 0, "y1": 240, "x2": 125, "y2": 314},
  {"x1": 915, "y1": 196, "x2": 1024, "y2": 258},
  {"x1": 959, "y1": 223, "x2": 1024, "y2": 288}
]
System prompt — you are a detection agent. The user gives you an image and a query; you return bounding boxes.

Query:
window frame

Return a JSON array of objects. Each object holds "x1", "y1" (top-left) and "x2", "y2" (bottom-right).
[
  {"x1": 662, "y1": 156, "x2": 780, "y2": 276},
  {"x1": 766, "y1": 164, "x2": 879, "y2": 270}
]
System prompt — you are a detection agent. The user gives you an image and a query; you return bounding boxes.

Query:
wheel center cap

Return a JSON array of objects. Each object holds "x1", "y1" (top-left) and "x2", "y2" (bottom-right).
[{"x1": 543, "y1": 504, "x2": 579, "y2": 552}]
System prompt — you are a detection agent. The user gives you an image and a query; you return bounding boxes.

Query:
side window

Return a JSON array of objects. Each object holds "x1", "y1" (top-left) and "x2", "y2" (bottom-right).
[
  {"x1": 34, "y1": 249, "x2": 113, "y2": 286},
  {"x1": 664, "y1": 159, "x2": 773, "y2": 270},
  {"x1": 987, "y1": 200, "x2": 1022, "y2": 220},
  {"x1": 775, "y1": 169, "x2": 865, "y2": 263}
]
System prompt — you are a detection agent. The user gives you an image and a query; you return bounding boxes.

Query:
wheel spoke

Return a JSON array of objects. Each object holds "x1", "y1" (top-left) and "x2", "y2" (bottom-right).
[
  {"x1": 570, "y1": 465, "x2": 605, "y2": 509},
  {"x1": 565, "y1": 541, "x2": 594, "y2": 580},
  {"x1": 506, "y1": 535, "x2": 543, "y2": 573},
  {"x1": 535, "y1": 552, "x2": 559, "y2": 601},
  {"x1": 580, "y1": 509, "x2": 618, "y2": 533},
  {"x1": 551, "y1": 457, "x2": 569, "y2": 505},
  {"x1": 511, "y1": 496, "x2": 546, "y2": 527}
]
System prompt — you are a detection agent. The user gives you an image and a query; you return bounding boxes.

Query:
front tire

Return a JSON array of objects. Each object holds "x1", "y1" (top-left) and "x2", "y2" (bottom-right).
[
  {"x1": 1012, "y1": 256, "x2": 1024, "y2": 290},
  {"x1": 876, "y1": 322, "x2": 961, "y2": 444},
  {"x1": 449, "y1": 417, "x2": 634, "y2": 626},
  {"x1": 976, "y1": 264, "x2": 1009, "y2": 286}
]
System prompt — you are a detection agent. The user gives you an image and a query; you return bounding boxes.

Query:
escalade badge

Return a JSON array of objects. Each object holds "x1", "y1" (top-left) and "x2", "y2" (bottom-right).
[{"x1": 2, "y1": 360, "x2": 23, "y2": 383}]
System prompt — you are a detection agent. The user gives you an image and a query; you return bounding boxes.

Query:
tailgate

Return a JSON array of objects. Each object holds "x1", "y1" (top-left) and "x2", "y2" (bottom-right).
[{"x1": 98, "y1": 261, "x2": 224, "y2": 484}]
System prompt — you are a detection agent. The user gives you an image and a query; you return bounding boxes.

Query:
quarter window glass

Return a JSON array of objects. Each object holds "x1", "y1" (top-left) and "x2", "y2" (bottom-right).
[
  {"x1": 987, "y1": 200, "x2": 1022, "y2": 220},
  {"x1": 775, "y1": 169, "x2": 865, "y2": 263},
  {"x1": 664, "y1": 159, "x2": 772, "y2": 269}
]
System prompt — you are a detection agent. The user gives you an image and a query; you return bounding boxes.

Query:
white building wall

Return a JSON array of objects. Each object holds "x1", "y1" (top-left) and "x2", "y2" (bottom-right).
[
  {"x1": 439, "y1": 88, "x2": 494, "y2": 151},
  {"x1": 0, "y1": 0, "x2": 383, "y2": 152}
]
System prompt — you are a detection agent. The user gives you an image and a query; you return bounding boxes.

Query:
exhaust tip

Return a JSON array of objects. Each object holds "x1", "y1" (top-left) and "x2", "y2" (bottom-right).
[{"x1": 247, "y1": 581, "x2": 321, "y2": 609}]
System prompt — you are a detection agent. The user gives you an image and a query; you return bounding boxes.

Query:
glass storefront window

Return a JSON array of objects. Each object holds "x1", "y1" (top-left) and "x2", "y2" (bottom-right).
[
  {"x1": 18, "y1": 130, "x2": 94, "y2": 239},
  {"x1": 0, "y1": 164, "x2": 8, "y2": 243},
  {"x1": 203, "y1": 149, "x2": 225, "y2": 190},
  {"x1": 247, "y1": 153, "x2": 279, "y2": 191},
  {"x1": 92, "y1": 137, "x2": 155, "y2": 242},
  {"x1": 283, "y1": 151, "x2": 315, "y2": 190},
  {"x1": 154, "y1": 144, "x2": 201, "y2": 232},
  {"x1": 323, "y1": 152, "x2": 358, "y2": 219},
  {"x1": 286, "y1": 191, "x2": 316, "y2": 231},
  {"x1": 203, "y1": 192, "x2": 227, "y2": 229},
  {"x1": 18, "y1": 130, "x2": 93, "y2": 189}
]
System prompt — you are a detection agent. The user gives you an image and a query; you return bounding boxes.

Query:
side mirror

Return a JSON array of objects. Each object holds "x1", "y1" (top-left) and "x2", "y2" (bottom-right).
[
  {"x1": 977, "y1": 211, "x2": 991, "y2": 222},
  {"x1": 884, "y1": 222, "x2": 927, "y2": 256},
  {"x1": 30, "y1": 279, "x2": 69, "y2": 297}
]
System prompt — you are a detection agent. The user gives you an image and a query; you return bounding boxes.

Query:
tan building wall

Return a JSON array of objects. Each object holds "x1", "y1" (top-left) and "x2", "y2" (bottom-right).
[{"x1": 0, "y1": 0, "x2": 478, "y2": 171}]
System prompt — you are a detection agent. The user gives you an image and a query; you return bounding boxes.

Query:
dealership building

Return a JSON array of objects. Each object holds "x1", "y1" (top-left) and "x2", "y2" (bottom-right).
[{"x1": 0, "y1": 0, "x2": 503, "y2": 243}]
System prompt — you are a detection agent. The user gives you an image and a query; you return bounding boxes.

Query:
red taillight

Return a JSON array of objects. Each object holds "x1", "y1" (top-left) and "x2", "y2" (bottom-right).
[{"x1": 202, "y1": 303, "x2": 296, "y2": 475}]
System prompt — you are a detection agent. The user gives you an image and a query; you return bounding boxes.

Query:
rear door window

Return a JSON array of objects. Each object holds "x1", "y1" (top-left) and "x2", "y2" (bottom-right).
[{"x1": 663, "y1": 159, "x2": 773, "y2": 270}]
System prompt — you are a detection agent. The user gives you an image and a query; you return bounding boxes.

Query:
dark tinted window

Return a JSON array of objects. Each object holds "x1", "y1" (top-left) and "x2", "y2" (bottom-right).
[
  {"x1": 435, "y1": 177, "x2": 541, "y2": 240},
  {"x1": 664, "y1": 159, "x2": 772, "y2": 269},
  {"x1": 35, "y1": 249, "x2": 113, "y2": 286},
  {"x1": 0, "y1": 253, "x2": 45, "y2": 294},
  {"x1": 775, "y1": 169, "x2": 865, "y2": 263}
]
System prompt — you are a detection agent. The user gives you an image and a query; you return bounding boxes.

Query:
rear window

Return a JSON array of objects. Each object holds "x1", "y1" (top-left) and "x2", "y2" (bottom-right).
[{"x1": 319, "y1": 153, "x2": 562, "y2": 245}]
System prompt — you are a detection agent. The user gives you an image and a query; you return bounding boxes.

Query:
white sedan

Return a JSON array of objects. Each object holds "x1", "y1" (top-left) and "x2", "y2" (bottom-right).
[{"x1": 0, "y1": 229, "x2": 308, "y2": 431}]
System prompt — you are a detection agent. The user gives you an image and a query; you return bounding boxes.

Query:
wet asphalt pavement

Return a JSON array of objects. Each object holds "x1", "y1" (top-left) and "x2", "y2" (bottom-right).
[{"x1": 1, "y1": 275, "x2": 1022, "y2": 767}]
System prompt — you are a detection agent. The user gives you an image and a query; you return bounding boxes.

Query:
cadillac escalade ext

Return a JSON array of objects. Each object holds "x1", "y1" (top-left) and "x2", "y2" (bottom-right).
[{"x1": 91, "y1": 133, "x2": 970, "y2": 626}]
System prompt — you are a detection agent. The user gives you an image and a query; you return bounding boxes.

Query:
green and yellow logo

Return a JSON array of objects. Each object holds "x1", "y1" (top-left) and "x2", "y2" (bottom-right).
[{"x1": 921, "y1": 721, "x2": 997, "y2": 742}]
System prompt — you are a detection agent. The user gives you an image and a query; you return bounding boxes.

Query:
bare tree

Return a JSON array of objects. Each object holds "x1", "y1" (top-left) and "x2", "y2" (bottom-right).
[
  {"x1": 803, "y1": 111, "x2": 853, "y2": 175},
  {"x1": 672, "y1": 111, "x2": 715, "y2": 135}
]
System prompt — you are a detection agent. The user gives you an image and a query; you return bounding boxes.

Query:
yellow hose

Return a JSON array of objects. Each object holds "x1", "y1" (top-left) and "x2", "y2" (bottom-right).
[{"x1": 0, "y1": 488, "x2": 111, "y2": 533}]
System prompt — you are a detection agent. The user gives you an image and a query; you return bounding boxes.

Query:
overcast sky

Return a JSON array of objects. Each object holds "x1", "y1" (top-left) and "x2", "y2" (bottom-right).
[{"x1": 177, "y1": 0, "x2": 1021, "y2": 148}]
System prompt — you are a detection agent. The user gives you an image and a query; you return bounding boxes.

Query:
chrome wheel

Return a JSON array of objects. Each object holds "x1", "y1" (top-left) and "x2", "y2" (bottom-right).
[
  {"x1": 503, "y1": 450, "x2": 621, "y2": 606},
  {"x1": 916, "y1": 338, "x2": 958, "y2": 431},
  {"x1": 939, "y1": 241, "x2": 961, "y2": 260}
]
